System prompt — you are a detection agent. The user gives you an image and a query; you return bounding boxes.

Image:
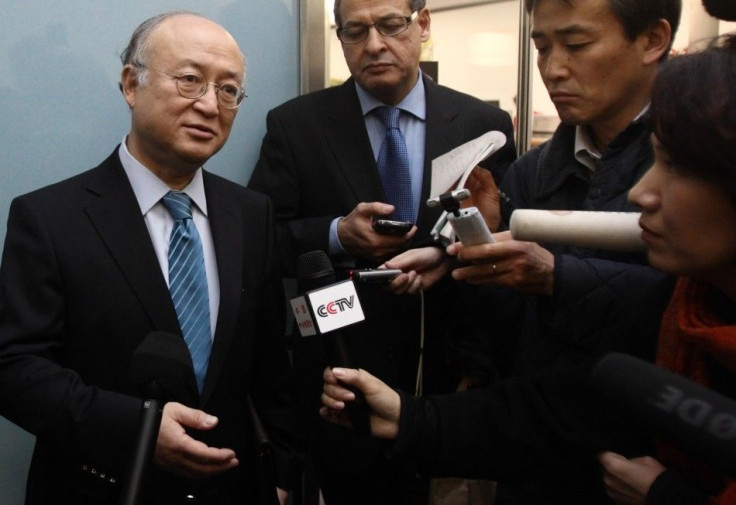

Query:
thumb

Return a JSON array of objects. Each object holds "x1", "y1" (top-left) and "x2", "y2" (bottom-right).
[
  {"x1": 597, "y1": 451, "x2": 627, "y2": 468},
  {"x1": 165, "y1": 402, "x2": 218, "y2": 431},
  {"x1": 364, "y1": 202, "x2": 395, "y2": 217},
  {"x1": 332, "y1": 367, "x2": 382, "y2": 395}
]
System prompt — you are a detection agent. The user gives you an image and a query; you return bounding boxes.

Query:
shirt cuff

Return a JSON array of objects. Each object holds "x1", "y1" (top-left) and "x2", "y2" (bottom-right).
[{"x1": 329, "y1": 217, "x2": 348, "y2": 257}]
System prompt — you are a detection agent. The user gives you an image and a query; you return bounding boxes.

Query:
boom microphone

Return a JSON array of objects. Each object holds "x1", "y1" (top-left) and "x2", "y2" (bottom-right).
[
  {"x1": 292, "y1": 250, "x2": 372, "y2": 436},
  {"x1": 509, "y1": 210, "x2": 645, "y2": 252},
  {"x1": 591, "y1": 352, "x2": 736, "y2": 477},
  {"x1": 121, "y1": 331, "x2": 194, "y2": 505}
]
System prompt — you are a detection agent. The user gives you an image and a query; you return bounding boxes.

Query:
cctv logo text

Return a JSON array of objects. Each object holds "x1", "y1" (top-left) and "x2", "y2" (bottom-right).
[{"x1": 317, "y1": 296, "x2": 356, "y2": 317}]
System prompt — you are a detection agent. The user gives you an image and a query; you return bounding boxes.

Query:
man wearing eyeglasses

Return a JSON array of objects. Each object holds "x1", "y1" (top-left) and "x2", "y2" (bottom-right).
[
  {"x1": 249, "y1": 0, "x2": 515, "y2": 504},
  {"x1": 0, "y1": 11, "x2": 300, "y2": 505}
]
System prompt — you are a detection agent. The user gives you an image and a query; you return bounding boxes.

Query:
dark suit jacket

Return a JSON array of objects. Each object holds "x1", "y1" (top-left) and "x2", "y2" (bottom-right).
[
  {"x1": 248, "y1": 76, "x2": 516, "y2": 478},
  {"x1": 248, "y1": 74, "x2": 516, "y2": 275},
  {"x1": 0, "y1": 149, "x2": 301, "y2": 505}
]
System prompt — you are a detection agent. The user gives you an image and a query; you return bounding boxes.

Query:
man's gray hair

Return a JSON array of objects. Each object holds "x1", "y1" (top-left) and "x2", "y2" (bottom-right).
[
  {"x1": 333, "y1": 0, "x2": 426, "y2": 28},
  {"x1": 119, "y1": 10, "x2": 207, "y2": 85}
]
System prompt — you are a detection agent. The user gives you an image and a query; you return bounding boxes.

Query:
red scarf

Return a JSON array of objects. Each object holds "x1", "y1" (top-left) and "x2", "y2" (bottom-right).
[{"x1": 656, "y1": 277, "x2": 736, "y2": 503}]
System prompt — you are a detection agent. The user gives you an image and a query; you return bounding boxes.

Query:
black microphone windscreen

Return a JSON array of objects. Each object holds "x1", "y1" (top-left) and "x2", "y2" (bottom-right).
[
  {"x1": 296, "y1": 250, "x2": 336, "y2": 292},
  {"x1": 703, "y1": 0, "x2": 736, "y2": 21},
  {"x1": 591, "y1": 352, "x2": 736, "y2": 476},
  {"x1": 130, "y1": 331, "x2": 194, "y2": 401},
  {"x1": 294, "y1": 252, "x2": 372, "y2": 435}
]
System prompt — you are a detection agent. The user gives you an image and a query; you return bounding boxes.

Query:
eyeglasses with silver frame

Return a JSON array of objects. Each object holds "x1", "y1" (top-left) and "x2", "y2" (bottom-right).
[
  {"x1": 135, "y1": 65, "x2": 247, "y2": 109},
  {"x1": 337, "y1": 11, "x2": 419, "y2": 45}
]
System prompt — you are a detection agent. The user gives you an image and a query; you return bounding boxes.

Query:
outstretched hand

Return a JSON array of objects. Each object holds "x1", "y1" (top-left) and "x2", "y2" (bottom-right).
[
  {"x1": 154, "y1": 402, "x2": 239, "y2": 479},
  {"x1": 382, "y1": 246, "x2": 451, "y2": 293},
  {"x1": 319, "y1": 367, "x2": 401, "y2": 440},
  {"x1": 447, "y1": 231, "x2": 555, "y2": 295}
]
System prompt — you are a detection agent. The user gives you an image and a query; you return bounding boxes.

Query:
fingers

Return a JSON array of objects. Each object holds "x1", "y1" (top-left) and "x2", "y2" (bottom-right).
[
  {"x1": 597, "y1": 451, "x2": 626, "y2": 468},
  {"x1": 322, "y1": 366, "x2": 378, "y2": 397},
  {"x1": 339, "y1": 203, "x2": 416, "y2": 260},
  {"x1": 166, "y1": 401, "x2": 219, "y2": 431},
  {"x1": 447, "y1": 238, "x2": 555, "y2": 295},
  {"x1": 384, "y1": 246, "x2": 443, "y2": 271},
  {"x1": 155, "y1": 402, "x2": 239, "y2": 479},
  {"x1": 464, "y1": 165, "x2": 497, "y2": 194},
  {"x1": 382, "y1": 247, "x2": 449, "y2": 292},
  {"x1": 387, "y1": 271, "x2": 421, "y2": 295},
  {"x1": 320, "y1": 367, "x2": 356, "y2": 413},
  {"x1": 319, "y1": 367, "x2": 357, "y2": 428},
  {"x1": 356, "y1": 201, "x2": 395, "y2": 217}
]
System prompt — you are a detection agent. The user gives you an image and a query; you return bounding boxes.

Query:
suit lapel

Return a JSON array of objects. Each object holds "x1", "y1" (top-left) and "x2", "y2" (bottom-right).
[
  {"x1": 417, "y1": 76, "x2": 462, "y2": 234},
  {"x1": 83, "y1": 152, "x2": 182, "y2": 335},
  {"x1": 323, "y1": 79, "x2": 386, "y2": 203},
  {"x1": 199, "y1": 174, "x2": 242, "y2": 405}
]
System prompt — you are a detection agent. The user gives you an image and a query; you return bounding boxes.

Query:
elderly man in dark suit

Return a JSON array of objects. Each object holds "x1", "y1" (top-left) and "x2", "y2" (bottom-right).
[
  {"x1": 0, "y1": 11, "x2": 300, "y2": 505},
  {"x1": 248, "y1": 0, "x2": 516, "y2": 503}
]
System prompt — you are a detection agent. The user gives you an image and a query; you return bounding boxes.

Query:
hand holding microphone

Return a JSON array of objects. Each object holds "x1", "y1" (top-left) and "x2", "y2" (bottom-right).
[
  {"x1": 591, "y1": 353, "x2": 736, "y2": 477},
  {"x1": 319, "y1": 366, "x2": 401, "y2": 440},
  {"x1": 448, "y1": 209, "x2": 644, "y2": 295},
  {"x1": 292, "y1": 251, "x2": 372, "y2": 435},
  {"x1": 445, "y1": 227, "x2": 555, "y2": 296}
]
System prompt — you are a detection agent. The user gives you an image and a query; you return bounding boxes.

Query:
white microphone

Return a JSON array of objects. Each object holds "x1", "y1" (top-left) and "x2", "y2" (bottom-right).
[{"x1": 509, "y1": 210, "x2": 646, "y2": 252}]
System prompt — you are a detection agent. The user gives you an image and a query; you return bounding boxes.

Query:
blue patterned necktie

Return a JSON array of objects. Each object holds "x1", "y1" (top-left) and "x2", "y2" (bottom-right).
[
  {"x1": 375, "y1": 106, "x2": 414, "y2": 223},
  {"x1": 162, "y1": 191, "x2": 212, "y2": 393}
]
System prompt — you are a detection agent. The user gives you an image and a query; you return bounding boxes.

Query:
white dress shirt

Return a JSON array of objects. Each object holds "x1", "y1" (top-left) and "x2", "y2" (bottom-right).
[{"x1": 118, "y1": 138, "x2": 220, "y2": 339}]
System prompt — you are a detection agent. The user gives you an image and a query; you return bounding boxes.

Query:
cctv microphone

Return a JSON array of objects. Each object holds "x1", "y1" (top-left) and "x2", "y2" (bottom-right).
[
  {"x1": 291, "y1": 250, "x2": 372, "y2": 436},
  {"x1": 591, "y1": 352, "x2": 736, "y2": 477},
  {"x1": 509, "y1": 210, "x2": 646, "y2": 252},
  {"x1": 121, "y1": 331, "x2": 194, "y2": 505}
]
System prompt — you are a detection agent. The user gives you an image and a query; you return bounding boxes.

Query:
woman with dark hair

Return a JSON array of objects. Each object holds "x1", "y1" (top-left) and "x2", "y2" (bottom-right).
[{"x1": 598, "y1": 35, "x2": 736, "y2": 505}]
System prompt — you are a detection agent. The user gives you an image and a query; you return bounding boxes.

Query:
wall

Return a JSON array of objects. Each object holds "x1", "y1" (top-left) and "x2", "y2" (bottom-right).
[{"x1": 0, "y1": 2, "x2": 299, "y2": 503}]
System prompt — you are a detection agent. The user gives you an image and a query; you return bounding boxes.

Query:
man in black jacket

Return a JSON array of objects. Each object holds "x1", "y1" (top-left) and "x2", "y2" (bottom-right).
[
  {"x1": 0, "y1": 11, "x2": 301, "y2": 505},
  {"x1": 248, "y1": 0, "x2": 515, "y2": 503}
]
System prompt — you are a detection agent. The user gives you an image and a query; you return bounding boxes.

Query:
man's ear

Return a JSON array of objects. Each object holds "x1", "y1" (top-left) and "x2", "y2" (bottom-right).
[
  {"x1": 418, "y1": 8, "x2": 431, "y2": 43},
  {"x1": 641, "y1": 19, "x2": 673, "y2": 65},
  {"x1": 120, "y1": 64, "x2": 139, "y2": 109}
]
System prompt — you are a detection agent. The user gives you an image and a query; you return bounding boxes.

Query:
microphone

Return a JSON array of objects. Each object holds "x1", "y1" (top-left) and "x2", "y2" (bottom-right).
[
  {"x1": 120, "y1": 331, "x2": 193, "y2": 505},
  {"x1": 291, "y1": 250, "x2": 372, "y2": 436},
  {"x1": 246, "y1": 395, "x2": 280, "y2": 505},
  {"x1": 591, "y1": 352, "x2": 736, "y2": 477},
  {"x1": 509, "y1": 210, "x2": 646, "y2": 252}
]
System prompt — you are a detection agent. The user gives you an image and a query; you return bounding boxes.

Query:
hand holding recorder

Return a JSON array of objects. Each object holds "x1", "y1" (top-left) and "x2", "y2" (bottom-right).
[{"x1": 336, "y1": 202, "x2": 417, "y2": 262}]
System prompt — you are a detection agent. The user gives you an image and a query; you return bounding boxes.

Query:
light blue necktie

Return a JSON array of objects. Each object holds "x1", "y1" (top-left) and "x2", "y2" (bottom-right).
[
  {"x1": 162, "y1": 191, "x2": 211, "y2": 393},
  {"x1": 375, "y1": 106, "x2": 414, "y2": 223}
]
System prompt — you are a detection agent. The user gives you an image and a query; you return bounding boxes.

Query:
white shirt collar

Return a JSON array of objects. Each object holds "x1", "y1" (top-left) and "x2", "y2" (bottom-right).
[
  {"x1": 355, "y1": 71, "x2": 427, "y2": 121},
  {"x1": 118, "y1": 137, "x2": 208, "y2": 216},
  {"x1": 573, "y1": 104, "x2": 650, "y2": 172}
]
